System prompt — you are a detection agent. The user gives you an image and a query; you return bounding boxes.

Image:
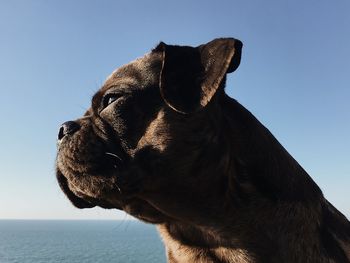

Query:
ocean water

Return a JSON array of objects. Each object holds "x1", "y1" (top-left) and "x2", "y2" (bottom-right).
[{"x1": 0, "y1": 220, "x2": 166, "y2": 263}]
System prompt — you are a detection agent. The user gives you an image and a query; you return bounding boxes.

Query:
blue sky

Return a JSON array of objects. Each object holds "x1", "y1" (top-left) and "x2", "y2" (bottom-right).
[{"x1": 0, "y1": 0, "x2": 349, "y2": 219}]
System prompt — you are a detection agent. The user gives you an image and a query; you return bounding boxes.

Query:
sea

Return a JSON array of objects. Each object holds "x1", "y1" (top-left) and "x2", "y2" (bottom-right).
[{"x1": 0, "y1": 220, "x2": 166, "y2": 263}]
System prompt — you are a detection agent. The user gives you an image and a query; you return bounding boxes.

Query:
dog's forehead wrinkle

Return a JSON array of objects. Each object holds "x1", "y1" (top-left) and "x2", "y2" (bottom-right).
[
  {"x1": 99, "y1": 77, "x2": 139, "y2": 96},
  {"x1": 105, "y1": 52, "x2": 161, "y2": 88}
]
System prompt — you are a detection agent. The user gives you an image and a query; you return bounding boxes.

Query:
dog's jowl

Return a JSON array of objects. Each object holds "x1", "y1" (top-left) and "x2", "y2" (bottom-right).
[{"x1": 56, "y1": 38, "x2": 350, "y2": 262}]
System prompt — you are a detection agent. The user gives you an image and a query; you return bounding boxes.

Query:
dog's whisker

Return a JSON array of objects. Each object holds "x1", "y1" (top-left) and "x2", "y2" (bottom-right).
[
  {"x1": 105, "y1": 152, "x2": 123, "y2": 193},
  {"x1": 114, "y1": 182, "x2": 122, "y2": 194},
  {"x1": 105, "y1": 152, "x2": 123, "y2": 162}
]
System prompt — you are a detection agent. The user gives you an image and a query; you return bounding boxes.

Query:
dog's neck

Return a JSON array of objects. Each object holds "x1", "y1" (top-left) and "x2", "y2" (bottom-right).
[{"x1": 157, "y1": 95, "x2": 350, "y2": 262}]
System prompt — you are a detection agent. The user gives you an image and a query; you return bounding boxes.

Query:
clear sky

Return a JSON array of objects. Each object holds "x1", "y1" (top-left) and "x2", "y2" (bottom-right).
[{"x1": 0, "y1": 0, "x2": 349, "y2": 220}]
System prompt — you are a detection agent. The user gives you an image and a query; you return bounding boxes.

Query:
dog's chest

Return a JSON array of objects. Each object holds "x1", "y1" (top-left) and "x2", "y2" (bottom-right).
[
  {"x1": 158, "y1": 225, "x2": 253, "y2": 263},
  {"x1": 165, "y1": 243, "x2": 252, "y2": 263}
]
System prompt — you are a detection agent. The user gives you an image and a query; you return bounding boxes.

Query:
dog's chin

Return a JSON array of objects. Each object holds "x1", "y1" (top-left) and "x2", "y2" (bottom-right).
[
  {"x1": 56, "y1": 169, "x2": 96, "y2": 209},
  {"x1": 57, "y1": 166, "x2": 171, "y2": 223},
  {"x1": 57, "y1": 169, "x2": 168, "y2": 223},
  {"x1": 56, "y1": 167, "x2": 125, "y2": 210}
]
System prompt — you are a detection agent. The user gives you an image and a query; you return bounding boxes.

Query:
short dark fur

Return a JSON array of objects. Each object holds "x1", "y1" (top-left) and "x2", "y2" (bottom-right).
[{"x1": 56, "y1": 38, "x2": 350, "y2": 262}]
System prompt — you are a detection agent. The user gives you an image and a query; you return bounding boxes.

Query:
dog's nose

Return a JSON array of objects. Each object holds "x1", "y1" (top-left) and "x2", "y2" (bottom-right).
[{"x1": 58, "y1": 121, "x2": 80, "y2": 140}]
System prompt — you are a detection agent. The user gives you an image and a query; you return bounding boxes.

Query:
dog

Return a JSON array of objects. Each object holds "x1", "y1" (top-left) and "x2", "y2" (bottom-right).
[{"x1": 56, "y1": 38, "x2": 350, "y2": 262}]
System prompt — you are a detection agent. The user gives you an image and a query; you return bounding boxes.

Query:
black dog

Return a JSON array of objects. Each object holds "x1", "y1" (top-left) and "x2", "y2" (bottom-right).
[{"x1": 56, "y1": 38, "x2": 350, "y2": 262}]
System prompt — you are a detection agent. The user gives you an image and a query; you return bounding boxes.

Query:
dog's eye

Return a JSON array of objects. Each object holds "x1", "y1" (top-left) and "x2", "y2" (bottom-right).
[{"x1": 102, "y1": 94, "x2": 122, "y2": 109}]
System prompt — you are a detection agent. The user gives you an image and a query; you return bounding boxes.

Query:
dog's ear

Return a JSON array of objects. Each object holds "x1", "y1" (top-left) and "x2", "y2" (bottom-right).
[{"x1": 155, "y1": 38, "x2": 242, "y2": 114}]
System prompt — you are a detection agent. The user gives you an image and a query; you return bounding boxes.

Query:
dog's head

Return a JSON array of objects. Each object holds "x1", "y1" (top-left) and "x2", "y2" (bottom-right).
[{"x1": 56, "y1": 38, "x2": 242, "y2": 223}]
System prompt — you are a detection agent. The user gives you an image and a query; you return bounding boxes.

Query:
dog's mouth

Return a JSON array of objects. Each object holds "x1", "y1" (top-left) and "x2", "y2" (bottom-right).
[
  {"x1": 56, "y1": 121, "x2": 174, "y2": 223},
  {"x1": 56, "y1": 126, "x2": 126, "y2": 209}
]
